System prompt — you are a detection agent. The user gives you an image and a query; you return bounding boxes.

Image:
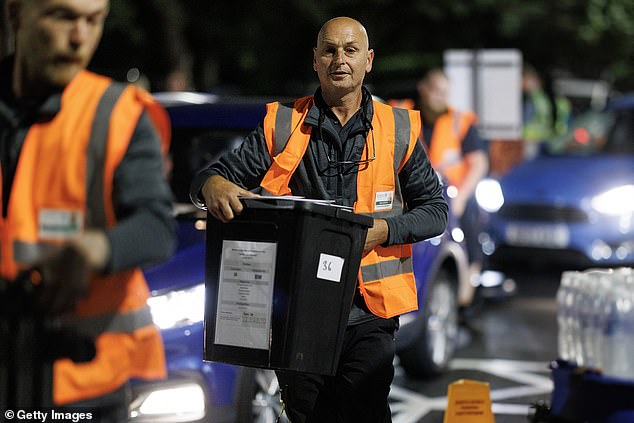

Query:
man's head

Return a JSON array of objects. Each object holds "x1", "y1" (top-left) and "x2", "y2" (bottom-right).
[
  {"x1": 7, "y1": 0, "x2": 109, "y2": 97},
  {"x1": 313, "y1": 17, "x2": 373, "y2": 103},
  {"x1": 522, "y1": 65, "x2": 542, "y2": 93},
  {"x1": 417, "y1": 68, "x2": 450, "y2": 114}
]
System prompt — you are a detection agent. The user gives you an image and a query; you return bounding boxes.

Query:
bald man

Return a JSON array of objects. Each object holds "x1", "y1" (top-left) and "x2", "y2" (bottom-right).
[{"x1": 191, "y1": 17, "x2": 447, "y2": 422}]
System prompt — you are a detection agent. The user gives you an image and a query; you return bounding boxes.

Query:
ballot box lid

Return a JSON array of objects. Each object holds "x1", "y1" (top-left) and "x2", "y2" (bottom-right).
[{"x1": 240, "y1": 197, "x2": 374, "y2": 228}]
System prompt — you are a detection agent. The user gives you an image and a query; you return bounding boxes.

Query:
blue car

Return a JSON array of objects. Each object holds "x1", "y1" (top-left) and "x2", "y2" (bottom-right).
[
  {"x1": 476, "y1": 94, "x2": 634, "y2": 277},
  {"x1": 128, "y1": 93, "x2": 468, "y2": 422}
]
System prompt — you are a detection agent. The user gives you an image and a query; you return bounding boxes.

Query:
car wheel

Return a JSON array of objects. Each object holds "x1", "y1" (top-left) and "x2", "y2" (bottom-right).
[
  {"x1": 398, "y1": 269, "x2": 459, "y2": 378},
  {"x1": 236, "y1": 368, "x2": 289, "y2": 423}
]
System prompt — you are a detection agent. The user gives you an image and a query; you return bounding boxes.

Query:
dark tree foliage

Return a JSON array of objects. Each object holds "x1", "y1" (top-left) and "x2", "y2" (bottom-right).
[{"x1": 78, "y1": 0, "x2": 634, "y2": 95}]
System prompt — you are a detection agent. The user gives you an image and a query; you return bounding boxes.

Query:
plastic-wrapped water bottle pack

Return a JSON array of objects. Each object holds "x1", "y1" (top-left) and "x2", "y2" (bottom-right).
[{"x1": 556, "y1": 267, "x2": 634, "y2": 380}]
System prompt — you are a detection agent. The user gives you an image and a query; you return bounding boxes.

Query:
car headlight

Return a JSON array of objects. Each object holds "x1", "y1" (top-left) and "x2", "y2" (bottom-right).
[
  {"x1": 591, "y1": 185, "x2": 634, "y2": 216},
  {"x1": 129, "y1": 382, "x2": 206, "y2": 422},
  {"x1": 147, "y1": 284, "x2": 205, "y2": 329},
  {"x1": 476, "y1": 178, "x2": 504, "y2": 213}
]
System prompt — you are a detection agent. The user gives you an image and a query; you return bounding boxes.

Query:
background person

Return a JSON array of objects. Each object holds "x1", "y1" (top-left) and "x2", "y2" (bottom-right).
[
  {"x1": 522, "y1": 65, "x2": 572, "y2": 159},
  {"x1": 521, "y1": 65, "x2": 555, "y2": 159},
  {"x1": 190, "y1": 16, "x2": 447, "y2": 423},
  {"x1": 0, "y1": 0, "x2": 175, "y2": 419},
  {"x1": 417, "y1": 68, "x2": 488, "y2": 306}
]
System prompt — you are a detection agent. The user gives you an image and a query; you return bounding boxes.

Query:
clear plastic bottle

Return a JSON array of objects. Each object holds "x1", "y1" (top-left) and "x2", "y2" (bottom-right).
[
  {"x1": 579, "y1": 271, "x2": 596, "y2": 367},
  {"x1": 601, "y1": 268, "x2": 634, "y2": 380},
  {"x1": 582, "y1": 269, "x2": 611, "y2": 369},
  {"x1": 557, "y1": 270, "x2": 580, "y2": 363},
  {"x1": 571, "y1": 271, "x2": 588, "y2": 367},
  {"x1": 589, "y1": 270, "x2": 612, "y2": 371},
  {"x1": 615, "y1": 268, "x2": 634, "y2": 380},
  {"x1": 622, "y1": 269, "x2": 634, "y2": 380}
]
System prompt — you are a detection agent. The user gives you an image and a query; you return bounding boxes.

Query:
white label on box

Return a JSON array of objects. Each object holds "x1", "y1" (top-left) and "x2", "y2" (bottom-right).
[
  {"x1": 317, "y1": 253, "x2": 345, "y2": 283},
  {"x1": 374, "y1": 191, "x2": 394, "y2": 211},
  {"x1": 214, "y1": 240, "x2": 276, "y2": 350}
]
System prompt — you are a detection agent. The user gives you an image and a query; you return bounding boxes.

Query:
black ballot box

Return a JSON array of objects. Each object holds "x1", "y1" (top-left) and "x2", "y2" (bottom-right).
[{"x1": 204, "y1": 197, "x2": 373, "y2": 375}]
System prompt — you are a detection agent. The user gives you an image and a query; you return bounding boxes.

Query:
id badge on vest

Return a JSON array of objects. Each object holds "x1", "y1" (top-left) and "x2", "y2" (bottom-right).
[
  {"x1": 38, "y1": 209, "x2": 83, "y2": 240},
  {"x1": 374, "y1": 191, "x2": 394, "y2": 211}
]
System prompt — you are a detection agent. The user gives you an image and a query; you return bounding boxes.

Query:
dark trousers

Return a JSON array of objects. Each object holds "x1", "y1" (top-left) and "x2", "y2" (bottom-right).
[
  {"x1": 276, "y1": 317, "x2": 398, "y2": 423},
  {"x1": 461, "y1": 195, "x2": 484, "y2": 264}
]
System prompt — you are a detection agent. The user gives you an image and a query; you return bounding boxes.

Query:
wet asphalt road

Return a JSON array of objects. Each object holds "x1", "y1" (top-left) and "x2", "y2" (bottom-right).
[{"x1": 390, "y1": 272, "x2": 561, "y2": 423}]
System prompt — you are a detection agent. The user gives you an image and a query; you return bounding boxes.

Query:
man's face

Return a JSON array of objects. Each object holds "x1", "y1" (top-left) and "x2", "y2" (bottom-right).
[
  {"x1": 12, "y1": 0, "x2": 109, "y2": 91},
  {"x1": 419, "y1": 74, "x2": 450, "y2": 113},
  {"x1": 313, "y1": 19, "x2": 374, "y2": 98}
]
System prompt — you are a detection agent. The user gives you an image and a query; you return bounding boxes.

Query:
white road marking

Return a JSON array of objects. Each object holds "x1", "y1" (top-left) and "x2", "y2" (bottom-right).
[
  {"x1": 450, "y1": 358, "x2": 551, "y2": 373},
  {"x1": 390, "y1": 358, "x2": 553, "y2": 422},
  {"x1": 491, "y1": 403, "x2": 533, "y2": 415}
]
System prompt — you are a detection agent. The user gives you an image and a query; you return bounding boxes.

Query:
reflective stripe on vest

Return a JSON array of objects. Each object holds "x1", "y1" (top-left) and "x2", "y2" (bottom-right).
[
  {"x1": 271, "y1": 102, "x2": 293, "y2": 155},
  {"x1": 12, "y1": 240, "x2": 58, "y2": 266},
  {"x1": 360, "y1": 254, "x2": 413, "y2": 283},
  {"x1": 86, "y1": 82, "x2": 127, "y2": 229},
  {"x1": 427, "y1": 108, "x2": 475, "y2": 187},
  {"x1": 0, "y1": 70, "x2": 167, "y2": 404},
  {"x1": 60, "y1": 305, "x2": 154, "y2": 338},
  {"x1": 259, "y1": 98, "x2": 420, "y2": 318}
]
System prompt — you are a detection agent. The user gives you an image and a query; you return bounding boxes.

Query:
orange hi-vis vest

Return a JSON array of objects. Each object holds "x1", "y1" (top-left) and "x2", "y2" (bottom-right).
[
  {"x1": 0, "y1": 70, "x2": 170, "y2": 404},
  {"x1": 427, "y1": 108, "x2": 476, "y2": 187},
  {"x1": 260, "y1": 97, "x2": 420, "y2": 318}
]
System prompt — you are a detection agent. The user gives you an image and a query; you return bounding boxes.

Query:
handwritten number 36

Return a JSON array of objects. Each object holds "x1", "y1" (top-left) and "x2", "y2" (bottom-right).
[{"x1": 322, "y1": 261, "x2": 332, "y2": 272}]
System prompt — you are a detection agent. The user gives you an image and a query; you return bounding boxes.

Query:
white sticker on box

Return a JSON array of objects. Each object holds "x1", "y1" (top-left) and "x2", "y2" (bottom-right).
[
  {"x1": 317, "y1": 253, "x2": 345, "y2": 282},
  {"x1": 374, "y1": 191, "x2": 394, "y2": 211}
]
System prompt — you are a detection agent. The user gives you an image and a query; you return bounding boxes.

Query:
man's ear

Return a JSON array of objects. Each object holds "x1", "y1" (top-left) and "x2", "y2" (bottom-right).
[
  {"x1": 313, "y1": 47, "x2": 317, "y2": 72},
  {"x1": 365, "y1": 49, "x2": 374, "y2": 74}
]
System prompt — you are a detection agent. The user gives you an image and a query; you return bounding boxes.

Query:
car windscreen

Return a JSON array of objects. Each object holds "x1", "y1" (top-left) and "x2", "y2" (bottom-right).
[
  {"x1": 169, "y1": 128, "x2": 247, "y2": 203},
  {"x1": 548, "y1": 108, "x2": 633, "y2": 156}
]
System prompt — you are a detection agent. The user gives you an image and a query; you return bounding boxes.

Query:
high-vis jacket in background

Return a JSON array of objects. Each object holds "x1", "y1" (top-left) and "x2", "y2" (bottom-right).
[
  {"x1": 260, "y1": 97, "x2": 420, "y2": 318},
  {"x1": 0, "y1": 70, "x2": 169, "y2": 405},
  {"x1": 426, "y1": 107, "x2": 476, "y2": 187}
]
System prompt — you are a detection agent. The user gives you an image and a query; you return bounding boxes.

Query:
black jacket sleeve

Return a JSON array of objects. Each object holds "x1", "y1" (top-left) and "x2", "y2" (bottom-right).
[
  {"x1": 461, "y1": 124, "x2": 487, "y2": 155},
  {"x1": 383, "y1": 141, "x2": 448, "y2": 245},
  {"x1": 189, "y1": 123, "x2": 271, "y2": 208},
  {"x1": 106, "y1": 111, "x2": 176, "y2": 273}
]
